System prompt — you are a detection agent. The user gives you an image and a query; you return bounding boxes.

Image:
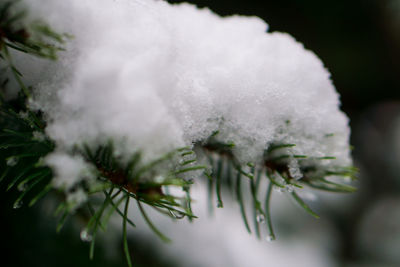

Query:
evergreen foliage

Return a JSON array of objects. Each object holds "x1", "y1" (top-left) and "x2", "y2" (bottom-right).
[{"x1": 0, "y1": 1, "x2": 357, "y2": 266}]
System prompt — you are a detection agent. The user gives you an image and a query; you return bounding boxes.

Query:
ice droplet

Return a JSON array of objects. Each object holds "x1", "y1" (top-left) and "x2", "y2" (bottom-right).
[
  {"x1": 266, "y1": 234, "x2": 275, "y2": 242},
  {"x1": 13, "y1": 200, "x2": 23, "y2": 209},
  {"x1": 6, "y1": 157, "x2": 18, "y2": 167},
  {"x1": 80, "y1": 229, "x2": 93, "y2": 242},
  {"x1": 256, "y1": 213, "x2": 265, "y2": 223}
]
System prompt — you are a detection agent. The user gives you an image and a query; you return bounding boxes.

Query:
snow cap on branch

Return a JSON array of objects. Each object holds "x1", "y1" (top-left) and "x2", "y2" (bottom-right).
[{"x1": 16, "y1": 0, "x2": 351, "y2": 169}]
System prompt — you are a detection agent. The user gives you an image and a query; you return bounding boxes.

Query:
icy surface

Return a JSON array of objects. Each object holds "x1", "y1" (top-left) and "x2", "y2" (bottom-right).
[{"x1": 14, "y1": 0, "x2": 351, "y2": 176}]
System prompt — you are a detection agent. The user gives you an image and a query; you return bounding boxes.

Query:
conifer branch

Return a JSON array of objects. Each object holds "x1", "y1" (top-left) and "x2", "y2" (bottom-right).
[{"x1": 0, "y1": 1, "x2": 358, "y2": 266}]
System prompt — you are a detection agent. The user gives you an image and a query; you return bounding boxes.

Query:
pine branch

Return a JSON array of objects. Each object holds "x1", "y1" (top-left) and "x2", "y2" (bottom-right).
[
  {"x1": 0, "y1": 1, "x2": 358, "y2": 266},
  {"x1": 198, "y1": 132, "x2": 357, "y2": 239}
]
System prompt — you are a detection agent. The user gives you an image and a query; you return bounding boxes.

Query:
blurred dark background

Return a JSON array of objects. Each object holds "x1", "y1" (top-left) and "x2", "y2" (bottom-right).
[{"x1": 1, "y1": 0, "x2": 399, "y2": 266}]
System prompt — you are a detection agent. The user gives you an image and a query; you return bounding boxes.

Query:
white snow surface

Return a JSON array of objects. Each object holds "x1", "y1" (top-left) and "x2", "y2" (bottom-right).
[
  {"x1": 46, "y1": 152, "x2": 95, "y2": 190},
  {"x1": 14, "y1": 0, "x2": 351, "y2": 170}
]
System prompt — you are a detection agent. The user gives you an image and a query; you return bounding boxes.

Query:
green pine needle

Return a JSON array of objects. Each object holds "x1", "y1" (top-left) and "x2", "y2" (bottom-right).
[
  {"x1": 265, "y1": 182, "x2": 275, "y2": 241},
  {"x1": 137, "y1": 200, "x2": 171, "y2": 243},
  {"x1": 290, "y1": 191, "x2": 320, "y2": 219},
  {"x1": 29, "y1": 183, "x2": 52, "y2": 207},
  {"x1": 235, "y1": 171, "x2": 251, "y2": 234},
  {"x1": 215, "y1": 158, "x2": 224, "y2": 208},
  {"x1": 123, "y1": 197, "x2": 133, "y2": 267}
]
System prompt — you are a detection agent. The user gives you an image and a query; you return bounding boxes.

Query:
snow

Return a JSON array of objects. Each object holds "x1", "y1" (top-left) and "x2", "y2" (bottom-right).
[
  {"x1": 12, "y1": 0, "x2": 351, "y2": 185},
  {"x1": 66, "y1": 188, "x2": 88, "y2": 211},
  {"x1": 45, "y1": 152, "x2": 95, "y2": 190}
]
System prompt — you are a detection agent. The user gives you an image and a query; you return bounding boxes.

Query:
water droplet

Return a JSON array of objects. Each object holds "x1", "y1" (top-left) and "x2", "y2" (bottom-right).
[
  {"x1": 286, "y1": 185, "x2": 294, "y2": 193},
  {"x1": 273, "y1": 186, "x2": 284, "y2": 193},
  {"x1": 113, "y1": 150, "x2": 122, "y2": 158},
  {"x1": 13, "y1": 201, "x2": 23, "y2": 209},
  {"x1": 299, "y1": 191, "x2": 318, "y2": 201},
  {"x1": 266, "y1": 234, "x2": 275, "y2": 242},
  {"x1": 80, "y1": 229, "x2": 92, "y2": 242},
  {"x1": 168, "y1": 210, "x2": 185, "y2": 219},
  {"x1": 17, "y1": 183, "x2": 28, "y2": 192},
  {"x1": 19, "y1": 111, "x2": 28, "y2": 119},
  {"x1": 154, "y1": 175, "x2": 165, "y2": 183},
  {"x1": 242, "y1": 166, "x2": 251, "y2": 174},
  {"x1": 6, "y1": 157, "x2": 18, "y2": 167},
  {"x1": 344, "y1": 177, "x2": 352, "y2": 184},
  {"x1": 256, "y1": 213, "x2": 265, "y2": 223},
  {"x1": 32, "y1": 131, "x2": 45, "y2": 141},
  {"x1": 168, "y1": 210, "x2": 177, "y2": 218}
]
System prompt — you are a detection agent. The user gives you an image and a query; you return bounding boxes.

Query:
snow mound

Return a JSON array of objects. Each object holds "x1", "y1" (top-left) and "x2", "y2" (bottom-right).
[{"x1": 13, "y1": 0, "x2": 351, "y2": 184}]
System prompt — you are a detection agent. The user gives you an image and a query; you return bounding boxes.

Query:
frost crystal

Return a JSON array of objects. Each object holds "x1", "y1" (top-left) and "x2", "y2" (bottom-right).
[{"x1": 14, "y1": 0, "x2": 351, "y2": 184}]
